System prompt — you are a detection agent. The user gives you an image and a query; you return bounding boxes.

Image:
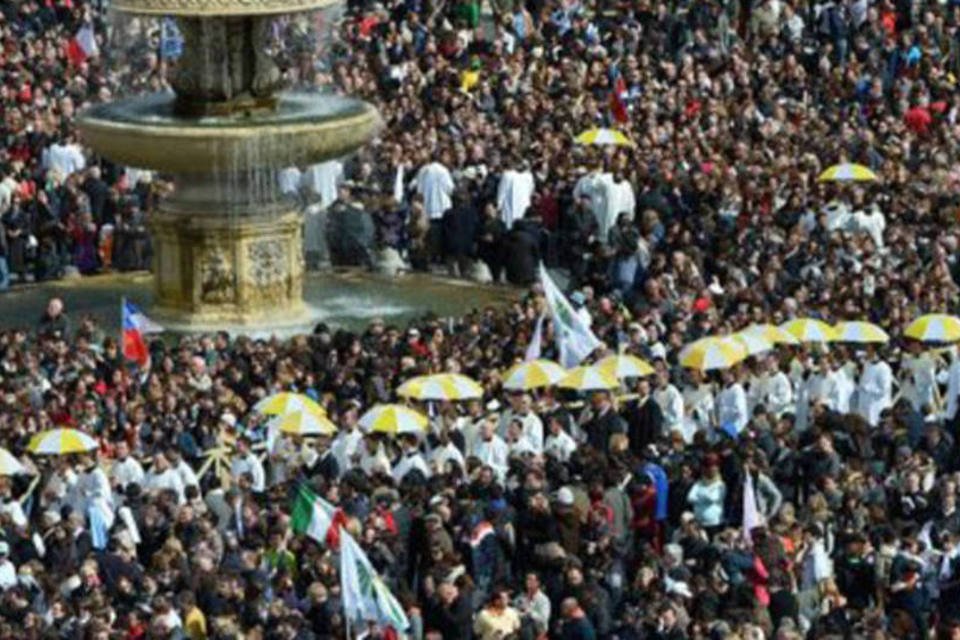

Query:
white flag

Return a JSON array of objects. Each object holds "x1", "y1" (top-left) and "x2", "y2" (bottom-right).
[
  {"x1": 340, "y1": 531, "x2": 410, "y2": 631},
  {"x1": 525, "y1": 313, "x2": 545, "y2": 362},
  {"x1": 76, "y1": 24, "x2": 99, "y2": 58},
  {"x1": 742, "y1": 473, "x2": 765, "y2": 544},
  {"x1": 539, "y1": 264, "x2": 602, "y2": 368}
]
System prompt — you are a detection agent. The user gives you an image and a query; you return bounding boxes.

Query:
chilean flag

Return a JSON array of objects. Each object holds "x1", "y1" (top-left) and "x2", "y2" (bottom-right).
[
  {"x1": 122, "y1": 299, "x2": 163, "y2": 368},
  {"x1": 609, "y1": 72, "x2": 630, "y2": 125}
]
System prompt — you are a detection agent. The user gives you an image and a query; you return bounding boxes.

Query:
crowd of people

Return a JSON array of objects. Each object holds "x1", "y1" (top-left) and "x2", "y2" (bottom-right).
[{"x1": 4, "y1": 0, "x2": 960, "y2": 638}]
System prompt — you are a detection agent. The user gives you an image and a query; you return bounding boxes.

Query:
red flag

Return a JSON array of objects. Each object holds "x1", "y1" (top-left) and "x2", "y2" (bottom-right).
[
  {"x1": 65, "y1": 38, "x2": 87, "y2": 67},
  {"x1": 325, "y1": 508, "x2": 350, "y2": 548},
  {"x1": 610, "y1": 74, "x2": 629, "y2": 125}
]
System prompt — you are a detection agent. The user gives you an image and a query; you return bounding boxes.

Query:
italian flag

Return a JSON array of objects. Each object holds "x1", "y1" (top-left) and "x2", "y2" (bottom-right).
[{"x1": 291, "y1": 484, "x2": 346, "y2": 548}]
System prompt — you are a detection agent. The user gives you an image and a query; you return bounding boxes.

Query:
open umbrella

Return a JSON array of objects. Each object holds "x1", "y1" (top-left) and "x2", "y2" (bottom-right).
[
  {"x1": 359, "y1": 404, "x2": 428, "y2": 435},
  {"x1": 27, "y1": 428, "x2": 98, "y2": 455},
  {"x1": 780, "y1": 318, "x2": 837, "y2": 343},
  {"x1": 730, "y1": 332, "x2": 774, "y2": 356},
  {"x1": 0, "y1": 448, "x2": 28, "y2": 476},
  {"x1": 502, "y1": 360, "x2": 567, "y2": 390},
  {"x1": 558, "y1": 366, "x2": 619, "y2": 391},
  {"x1": 679, "y1": 337, "x2": 748, "y2": 371},
  {"x1": 595, "y1": 354, "x2": 655, "y2": 380},
  {"x1": 397, "y1": 373, "x2": 484, "y2": 401},
  {"x1": 254, "y1": 392, "x2": 326, "y2": 418},
  {"x1": 817, "y1": 163, "x2": 878, "y2": 182},
  {"x1": 833, "y1": 321, "x2": 890, "y2": 344},
  {"x1": 743, "y1": 324, "x2": 799, "y2": 346},
  {"x1": 270, "y1": 410, "x2": 337, "y2": 437},
  {"x1": 574, "y1": 128, "x2": 633, "y2": 146},
  {"x1": 904, "y1": 314, "x2": 960, "y2": 343}
]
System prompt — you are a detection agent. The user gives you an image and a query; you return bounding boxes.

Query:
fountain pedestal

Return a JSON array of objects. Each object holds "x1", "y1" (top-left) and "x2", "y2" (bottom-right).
[
  {"x1": 78, "y1": 0, "x2": 380, "y2": 333},
  {"x1": 150, "y1": 209, "x2": 309, "y2": 330}
]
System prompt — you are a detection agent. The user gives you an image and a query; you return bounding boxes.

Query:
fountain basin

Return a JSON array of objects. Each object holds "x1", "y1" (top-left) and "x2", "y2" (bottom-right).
[
  {"x1": 77, "y1": 92, "x2": 381, "y2": 174},
  {"x1": 111, "y1": 0, "x2": 338, "y2": 16}
]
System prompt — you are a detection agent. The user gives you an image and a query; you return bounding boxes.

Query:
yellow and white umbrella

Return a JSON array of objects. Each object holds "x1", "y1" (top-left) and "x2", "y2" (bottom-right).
[
  {"x1": 730, "y1": 332, "x2": 774, "y2": 356},
  {"x1": 397, "y1": 373, "x2": 484, "y2": 401},
  {"x1": 0, "y1": 448, "x2": 28, "y2": 476},
  {"x1": 595, "y1": 354, "x2": 655, "y2": 380},
  {"x1": 679, "y1": 337, "x2": 748, "y2": 371},
  {"x1": 502, "y1": 360, "x2": 567, "y2": 390},
  {"x1": 27, "y1": 428, "x2": 98, "y2": 455},
  {"x1": 270, "y1": 410, "x2": 337, "y2": 437},
  {"x1": 574, "y1": 128, "x2": 633, "y2": 146},
  {"x1": 817, "y1": 163, "x2": 878, "y2": 182},
  {"x1": 833, "y1": 321, "x2": 890, "y2": 344},
  {"x1": 780, "y1": 318, "x2": 837, "y2": 343},
  {"x1": 558, "y1": 366, "x2": 619, "y2": 391},
  {"x1": 904, "y1": 314, "x2": 960, "y2": 343},
  {"x1": 359, "y1": 404, "x2": 428, "y2": 435},
  {"x1": 254, "y1": 392, "x2": 326, "y2": 418},
  {"x1": 743, "y1": 323, "x2": 799, "y2": 346}
]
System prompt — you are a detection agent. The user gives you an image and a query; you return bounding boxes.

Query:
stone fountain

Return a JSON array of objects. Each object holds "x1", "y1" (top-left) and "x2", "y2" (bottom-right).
[{"x1": 78, "y1": 0, "x2": 380, "y2": 331}]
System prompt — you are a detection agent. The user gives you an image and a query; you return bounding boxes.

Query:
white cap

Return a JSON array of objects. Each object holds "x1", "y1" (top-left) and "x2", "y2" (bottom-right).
[{"x1": 556, "y1": 487, "x2": 575, "y2": 506}]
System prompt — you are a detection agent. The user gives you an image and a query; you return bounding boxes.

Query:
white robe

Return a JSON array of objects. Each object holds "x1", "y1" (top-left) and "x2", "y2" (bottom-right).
[
  {"x1": 360, "y1": 444, "x2": 393, "y2": 476},
  {"x1": 857, "y1": 360, "x2": 894, "y2": 426},
  {"x1": 110, "y1": 457, "x2": 144, "y2": 491},
  {"x1": 544, "y1": 430, "x2": 578, "y2": 462},
  {"x1": 600, "y1": 179, "x2": 636, "y2": 241},
  {"x1": 765, "y1": 371, "x2": 794, "y2": 417},
  {"x1": 144, "y1": 468, "x2": 185, "y2": 504},
  {"x1": 430, "y1": 442, "x2": 466, "y2": 473},
  {"x1": 332, "y1": 429, "x2": 364, "y2": 474},
  {"x1": 469, "y1": 435, "x2": 510, "y2": 479},
  {"x1": 903, "y1": 355, "x2": 937, "y2": 413},
  {"x1": 392, "y1": 452, "x2": 432, "y2": 482},
  {"x1": 716, "y1": 383, "x2": 748, "y2": 433},
  {"x1": 683, "y1": 385, "x2": 715, "y2": 432},
  {"x1": 654, "y1": 384, "x2": 685, "y2": 433},
  {"x1": 496, "y1": 169, "x2": 535, "y2": 230},
  {"x1": 278, "y1": 167, "x2": 302, "y2": 196},
  {"x1": 230, "y1": 453, "x2": 266, "y2": 493},
  {"x1": 497, "y1": 410, "x2": 544, "y2": 453},
  {"x1": 414, "y1": 162, "x2": 455, "y2": 219},
  {"x1": 946, "y1": 358, "x2": 960, "y2": 420},
  {"x1": 42, "y1": 143, "x2": 86, "y2": 177},
  {"x1": 301, "y1": 160, "x2": 343, "y2": 207},
  {"x1": 573, "y1": 171, "x2": 613, "y2": 233},
  {"x1": 823, "y1": 368, "x2": 855, "y2": 414},
  {"x1": 853, "y1": 209, "x2": 886, "y2": 248}
]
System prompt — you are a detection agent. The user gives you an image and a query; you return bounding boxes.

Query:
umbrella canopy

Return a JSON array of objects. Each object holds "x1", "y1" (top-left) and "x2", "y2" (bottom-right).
[
  {"x1": 833, "y1": 321, "x2": 890, "y2": 344},
  {"x1": 359, "y1": 404, "x2": 428, "y2": 435},
  {"x1": 904, "y1": 314, "x2": 960, "y2": 343},
  {"x1": 817, "y1": 163, "x2": 878, "y2": 182},
  {"x1": 595, "y1": 354, "x2": 655, "y2": 380},
  {"x1": 28, "y1": 428, "x2": 98, "y2": 455},
  {"x1": 679, "y1": 337, "x2": 748, "y2": 371},
  {"x1": 574, "y1": 128, "x2": 633, "y2": 146},
  {"x1": 743, "y1": 324, "x2": 799, "y2": 346},
  {"x1": 0, "y1": 448, "x2": 28, "y2": 476},
  {"x1": 558, "y1": 366, "x2": 619, "y2": 391},
  {"x1": 254, "y1": 392, "x2": 326, "y2": 418},
  {"x1": 397, "y1": 373, "x2": 484, "y2": 401},
  {"x1": 780, "y1": 318, "x2": 837, "y2": 343},
  {"x1": 270, "y1": 410, "x2": 337, "y2": 437},
  {"x1": 502, "y1": 359, "x2": 567, "y2": 391},
  {"x1": 730, "y1": 332, "x2": 774, "y2": 356}
]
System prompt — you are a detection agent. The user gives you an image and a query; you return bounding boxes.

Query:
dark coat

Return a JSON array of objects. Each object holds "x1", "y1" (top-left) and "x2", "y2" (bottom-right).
[
  {"x1": 624, "y1": 397, "x2": 664, "y2": 456},
  {"x1": 442, "y1": 203, "x2": 480, "y2": 257},
  {"x1": 503, "y1": 219, "x2": 541, "y2": 285}
]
